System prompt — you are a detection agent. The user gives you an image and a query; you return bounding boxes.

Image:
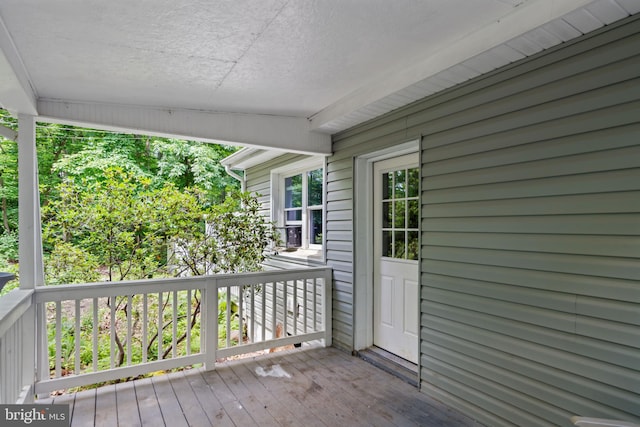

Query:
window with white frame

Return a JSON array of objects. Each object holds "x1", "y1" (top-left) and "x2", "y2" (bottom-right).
[
  {"x1": 283, "y1": 168, "x2": 323, "y2": 249},
  {"x1": 273, "y1": 159, "x2": 324, "y2": 253}
]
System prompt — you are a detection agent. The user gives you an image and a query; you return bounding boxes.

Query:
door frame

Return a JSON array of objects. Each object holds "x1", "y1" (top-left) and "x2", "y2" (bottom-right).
[{"x1": 353, "y1": 139, "x2": 420, "y2": 364}]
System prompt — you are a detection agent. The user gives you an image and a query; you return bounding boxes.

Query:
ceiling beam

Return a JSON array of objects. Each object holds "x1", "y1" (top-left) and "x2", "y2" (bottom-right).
[
  {"x1": 0, "y1": 14, "x2": 37, "y2": 115},
  {"x1": 308, "y1": 0, "x2": 595, "y2": 131},
  {"x1": 37, "y1": 99, "x2": 331, "y2": 155}
]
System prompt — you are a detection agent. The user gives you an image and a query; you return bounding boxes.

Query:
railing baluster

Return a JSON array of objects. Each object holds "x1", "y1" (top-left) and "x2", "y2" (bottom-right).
[
  {"x1": 172, "y1": 290, "x2": 177, "y2": 358},
  {"x1": 127, "y1": 295, "x2": 132, "y2": 366},
  {"x1": 75, "y1": 299, "x2": 81, "y2": 375},
  {"x1": 158, "y1": 292, "x2": 163, "y2": 360},
  {"x1": 261, "y1": 283, "x2": 266, "y2": 341},
  {"x1": 250, "y1": 284, "x2": 255, "y2": 343},
  {"x1": 313, "y1": 278, "x2": 318, "y2": 331},
  {"x1": 293, "y1": 279, "x2": 298, "y2": 336},
  {"x1": 142, "y1": 293, "x2": 148, "y2": 363},
  {"x1": 283, "y1": 280, "x2": 288, "y2": 337},
  {"x1": 186, "y1": 289, "x2": 191, "y2": 356},
  {"x1": 92, "y1": 298, "x2": 98, "y2": 373},
  {"x1": 110, "y1": 297, "x2": 116, "y2": 370},
  {"x1": 225, "y1": 288, "x2": 231, "y2": 348},
  {"x1": 238, "y1": 286, "x2": 243, "y2": 346},
  {"x1": 271, "y1": 281, "x2": 276, "y2": 340},
  {"x1": 55, "y1": 301, "x2": 61, "y2": 378},
  {"x1": 304, "y1": 279, "x2": 308, "y2": 333}
]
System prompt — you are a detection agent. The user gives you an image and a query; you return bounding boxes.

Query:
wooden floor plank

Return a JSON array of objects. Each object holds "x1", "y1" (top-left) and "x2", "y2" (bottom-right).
[
  {"x1": 115, "y1": 381, "x2": 142, "y2": 427},
  {"x1": 167, "y1": 371, "x2": 215, "y2": 426},
  {"x1": 52, "y1": 392, "x2": 75, "y2": 422},
  {"x1": 94, "y1": 384, "x2": 117, "y2": 427},
  {"x1": 313, "y1": 350, "x2": 471, "y2": 426},
  {"x1": 260, "y1": 351, "x2": 367, "y2": 426},
  {"x1": 216, "y1": 360, "x2": 281, "y2": 426},
  {"x1": 150, "y1": 374, "x2": 188, "y2": 427},
  {"x1": 310, "y1": 349, "x2": 455, "y2": 426},
  {"x1": 70, "y1": 388, "x2": 95, "y2": 427},
  {"x1": 199, "y1": 366, "x2": 237, "y2": 404},
  {"x1": 282, "y1": 350, "x2": 397, "y2": 427},
  {"x1": 37, "y1": 347, "x2": 483, "y2": 427},
  {"x1": 229, "y1": 358, "x2": 320, "y2": 427},
  {"x1": 186, "y1": 369, "x2": 235, "y2": 427},
  {"x1": 241, "y1": 357, "x2": 327, "y2": 427},
  {"x1": 288, "y1": 349, "x2": 415, "y2": 427},
  {"x1": 133, "y1": 377, "x2": 163, "y2": 427},
  {"x1": 220, "y1": 398, "x2": 259, "y2": 427}
]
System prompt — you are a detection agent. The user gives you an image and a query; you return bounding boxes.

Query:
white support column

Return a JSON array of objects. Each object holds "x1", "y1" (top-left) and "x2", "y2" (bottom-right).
[
  {"x1": 17, "y1": 114, "x2": 44, "y2": 289},
  {"x1": 16, "y1": 114, "x2": 43, "y2": 398}
]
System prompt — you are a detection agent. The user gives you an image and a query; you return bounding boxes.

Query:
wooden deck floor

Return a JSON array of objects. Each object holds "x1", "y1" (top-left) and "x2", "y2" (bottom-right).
[{"x1": 38, "y1": 346, "x2": 482, "y2": 426}]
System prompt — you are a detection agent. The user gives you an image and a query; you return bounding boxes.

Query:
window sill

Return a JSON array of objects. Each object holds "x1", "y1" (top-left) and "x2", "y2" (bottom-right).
[{"x1": 269, "y1": 247, "x2": 325, "y2": 266}]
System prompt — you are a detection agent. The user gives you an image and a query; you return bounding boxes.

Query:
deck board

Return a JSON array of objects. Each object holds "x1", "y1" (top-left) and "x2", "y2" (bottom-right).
[
  {"x1": 133, "y1": 377, "x2": 163, "y2": 426},
  {"x1": 37, "y1": 346, "x2": 482, "y2": 426},
  {"x1": 71, "y1": 388, "x2": 96, "y2": 427},
  {"x1": 188, "y1": 370, "x2": 235, "y2": 427},
  {"x1": 94, "y1": 384, "x2": 117, "y2": 427}
]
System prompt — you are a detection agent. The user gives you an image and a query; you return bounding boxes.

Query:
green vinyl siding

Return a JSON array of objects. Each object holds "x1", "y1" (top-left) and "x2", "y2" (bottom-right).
[{"x1": 329, "y1": 14, "x2": 640, "y2": 427}]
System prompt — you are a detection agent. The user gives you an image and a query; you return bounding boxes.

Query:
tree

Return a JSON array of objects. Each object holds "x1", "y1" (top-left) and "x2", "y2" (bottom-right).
[
  {"x1": 42, "y1": 167, "x2": 203, "y2": 282},
  {"x1": 151, "y1": 138, "x2": 238, "y2": 204},
  {"x1": 173, "y1": 192, "x2": 281, "y2": 276},
  {"x1": 42, "y1": 166, "x2": 278, "y2": 368}
]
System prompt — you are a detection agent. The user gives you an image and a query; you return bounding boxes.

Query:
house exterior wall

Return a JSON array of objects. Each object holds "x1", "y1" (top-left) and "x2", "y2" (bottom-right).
[{"x1": 329, "y1": 15, "x2": 640, "y2": 427}]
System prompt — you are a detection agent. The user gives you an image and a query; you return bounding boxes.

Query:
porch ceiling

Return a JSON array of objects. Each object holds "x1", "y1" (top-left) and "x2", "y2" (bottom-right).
[{"x1": 0, "y1": 0, "x2": 637, "y2": 153}]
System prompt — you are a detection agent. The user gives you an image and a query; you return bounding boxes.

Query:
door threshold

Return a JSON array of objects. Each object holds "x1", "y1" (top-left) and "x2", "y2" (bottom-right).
[{"x1": 356, "y1": 347, "x2": 418, "y2": 387}]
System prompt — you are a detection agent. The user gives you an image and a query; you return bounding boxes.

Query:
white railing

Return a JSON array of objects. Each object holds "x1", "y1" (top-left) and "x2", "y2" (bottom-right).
[
  {"x1": 0, "y1": 289, "x2": 36, "y2": 404},
  {"x1": 31, "y1": 266, "x2": 332, "y2": 396}
]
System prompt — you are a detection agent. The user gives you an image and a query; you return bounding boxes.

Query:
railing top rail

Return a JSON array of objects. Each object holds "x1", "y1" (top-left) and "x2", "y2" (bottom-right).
[
  {"x1": 0, "y1": 289, "x2": 33, "y2": 337},
  {"x1": 33, "y1": 266, "x2": 332, "y2": 303}
]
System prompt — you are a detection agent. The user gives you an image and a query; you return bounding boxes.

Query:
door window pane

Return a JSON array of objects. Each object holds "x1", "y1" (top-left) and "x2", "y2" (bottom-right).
[
  {"x1": 408, "y1": 167, "x2": 419, "y2": 197},
  {"x1": 382, "y1": 201, "x2": 392, "y2": 228},
  {"x1": 407, "y1": 231, "x2": 419, "y2": 260},
  {"x1": 394, "y1": 231, "x2": 405, "y2": 259},
  {"x1": 408, "y1": 200, "x2": 419, "y2": 229},
  {"x1": 394, "y1": 170, "x2": 406, "y2": 198},
  {"x1": 394, "y1": 200, "x2": 405, "y2": 228},
  {"x1": 382, "y1": 173, "x2": 392, "y2": 200},
  {"x1": 382, "y1": 231, "x2": 392, "y2": 257}
]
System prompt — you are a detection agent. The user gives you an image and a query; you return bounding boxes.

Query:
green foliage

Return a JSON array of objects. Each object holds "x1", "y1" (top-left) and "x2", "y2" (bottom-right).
[
  {"x1": 174, "y1": 191, "x2": 281, "y2": 275},
  {"x1": 42, "y1": 167, "x2": 204, "y2": 281},
  {"x1": 151, "y1": 138, "x2": 238, "y2": 203},
  {"x1": 45, "y1": 242, "x2": 101, "y2": 285},
  {"x1": 0, "y1": 231, "x2": 18, "y2": 262}
]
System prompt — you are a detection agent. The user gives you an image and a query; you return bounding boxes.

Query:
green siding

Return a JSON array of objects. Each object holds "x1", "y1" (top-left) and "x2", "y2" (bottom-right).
[{"x1": 329, "y1": 15, "x2": 640, "y2": 427}]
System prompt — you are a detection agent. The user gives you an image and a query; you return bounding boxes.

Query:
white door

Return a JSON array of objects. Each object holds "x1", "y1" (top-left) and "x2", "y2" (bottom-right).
[{"x1": 373, "y1": 153, "x2": 420, "y2": 364}]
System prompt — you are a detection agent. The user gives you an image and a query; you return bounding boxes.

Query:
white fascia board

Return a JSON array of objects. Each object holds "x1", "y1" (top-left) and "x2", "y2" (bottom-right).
[
  {"x1": 0, "y1": 16, "x2": 37, "y2": 115},
  {"x1": 308, "y1": 0, "x2": 595, "y2": 131},
  {"x1": 37, "y1": 99, "x2": 332, "y2": 155},
  {"x1": 220, "y1": 147, "x2": 287, "y2": 171}
]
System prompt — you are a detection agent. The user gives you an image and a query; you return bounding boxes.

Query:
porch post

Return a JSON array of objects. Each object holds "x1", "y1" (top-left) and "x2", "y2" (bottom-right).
[
  {"x1": 17, "y1": 114, "x2": 44, "y2": 289},
  {"x1": 17, "y1": 114, "x2": 45, "y2": 397},
  {"x1": 203, "y1": 279, "x2": 218, "y2": 370}
]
